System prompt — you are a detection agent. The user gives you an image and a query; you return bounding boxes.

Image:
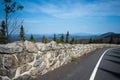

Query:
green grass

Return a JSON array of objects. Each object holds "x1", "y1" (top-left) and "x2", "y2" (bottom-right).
[{"x1": 71, "y1": 56, "x2": 78, "y2": 62}]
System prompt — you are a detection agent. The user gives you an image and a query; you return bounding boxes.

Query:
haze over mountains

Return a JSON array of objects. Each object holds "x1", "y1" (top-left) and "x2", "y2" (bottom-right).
[{"x1": 11, "y1": 32, "x2": 120, "y2": 42}]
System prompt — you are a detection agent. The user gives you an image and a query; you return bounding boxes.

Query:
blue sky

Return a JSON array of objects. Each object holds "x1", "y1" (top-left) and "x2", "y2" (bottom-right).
[{"x1": 0, "y1": 0, "x2": 120, "y2": 34}]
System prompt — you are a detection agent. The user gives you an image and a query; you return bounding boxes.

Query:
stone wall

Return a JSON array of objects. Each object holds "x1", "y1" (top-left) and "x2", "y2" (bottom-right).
[{"x1": 0, "y1": 41, "x2": 118, "y2": 80}]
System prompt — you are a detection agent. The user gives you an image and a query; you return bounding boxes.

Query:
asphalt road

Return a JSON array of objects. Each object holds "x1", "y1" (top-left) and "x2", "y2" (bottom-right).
[
  {"x1": 94, "y1": 47, "x2": 120, "y2": 80},
  {"x1": 32, "y1": 47, "x2": 120, "y2": 80}
]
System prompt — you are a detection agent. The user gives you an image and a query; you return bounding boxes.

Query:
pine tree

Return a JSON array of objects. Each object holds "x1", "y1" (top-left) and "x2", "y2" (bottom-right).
[
  {"x1": 1, "y1": 21, "x2": 6, "y2": 37},
  {"x1": 70, "y1": 37, "x2": 75, "y2": 44},
  {"x1": 29, "y1": 34, "x2": 35, "y2": 42},
  {"x1": 41, "y1": 35, "x2": 49, "y2": 43},
  {"x1": 109, "y1": 36, "x2": 113, "y2": 44},
  {"x1": 94, "y1": 38, "x2": 103, "y2": 44},
  {"x1": 42, "y1": 35, "x2": 45, "y2": 43},
  {"x1": 98, "y1": 38, "x2": 103, "y2": 43},
  {"x1": 60, "y1": 34, "x2": 64, "y2": 43},
  {"x1": 0, "y1": 20, "x2": 6, "y2": 44},
  {"x1": 2, "y1": 0, "x2": 24, "y2": 42},
  {"x1": 89, "y1": 38, "x2": 93, "y2": 43},
  {"x1": 20, "y1": 25, "x2": 25, "y2": 41},
  {"x1": 66, "y1": 31, "x2": 69, "y2": 43},
  {"x1": 117, "y1": 38, "x2": 120, "y2": 44},
  {"x1": 53, "y1": 33, "x2": 57, "y2": 42}
]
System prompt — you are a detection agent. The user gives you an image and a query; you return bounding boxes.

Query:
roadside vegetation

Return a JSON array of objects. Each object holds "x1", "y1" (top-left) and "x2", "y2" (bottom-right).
[{"x1": 71, "y1": 56, "x2": 78, "y2": 62}]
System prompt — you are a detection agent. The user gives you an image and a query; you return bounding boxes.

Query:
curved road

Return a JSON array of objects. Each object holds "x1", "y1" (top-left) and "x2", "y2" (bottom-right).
[{"x1": 32, "y1": 47, "x2": 120, "y2": 80}]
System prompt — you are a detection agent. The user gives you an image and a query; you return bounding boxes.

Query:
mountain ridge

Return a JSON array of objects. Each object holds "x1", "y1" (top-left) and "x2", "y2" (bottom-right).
[{"x1": 98, "y1": 32, "x2": 120, "y2": 38}]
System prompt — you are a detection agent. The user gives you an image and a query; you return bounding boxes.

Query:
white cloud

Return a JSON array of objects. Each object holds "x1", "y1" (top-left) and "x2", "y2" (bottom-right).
[
  {"x1": 24, "y1": 2, "x2": 41, "y2": 13},
  {"x1": 25, "y1": 0, "x2": 120, "y2": 18}
]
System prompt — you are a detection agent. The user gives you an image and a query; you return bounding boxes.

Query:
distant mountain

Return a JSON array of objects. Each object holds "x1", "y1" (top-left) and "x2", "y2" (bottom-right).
[
  {"x1": 98, "y1": 32, "x2": 120, "y2": 38},
  {"x1": 94, "y1": 32, "x2": 120, "y2": 44},
  {"x1": 72, "y1": 32, "x2": 97, "y2": 36},
  {"x1": 10, "y1": 32, "x2": 120, "y2": 43},
  {"x1": 56, "y1": 33, "x2": 98, "y2": 40}
]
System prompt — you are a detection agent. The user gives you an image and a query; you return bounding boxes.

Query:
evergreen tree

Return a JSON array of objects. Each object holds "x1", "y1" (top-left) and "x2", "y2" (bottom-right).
[
  {"x1": 70, "y1": 37, "x2": 75, "y2": 44},
  {"x1": 1, "y1": 21, "x2": 6, "y2": 37},
  {"x1": 66, "y1": 31, "x2": 69, "y2": 43},
  {"x1": 60, "y1": 34, "x2": 64, "y2": 43},
  {"x1": 1, "y1": 0, "x2": 24, "y2": 42},
  {"x1": 53, "y1": 33, "x2": 57, "y2": 42},
  {"x1": 0, "y1": 20, "x2": 6, "y2": 44},
  {"x1": 29, "y1": 34, "x2": 35, "y2": 42},
  {"x1": 109, "y1": 36, "x2": 113, "y2": 44},
  {"x1": 42, "y1": 35, "x2": 45, "y2": 43},
  {"x1": 20, "y1": 25, "x2": 25, "y2": 41},
  {"x1": 117, "y1": 38, "x2": 120, "y2": 44},
  {"x1": 41, "y1": 35, "x2": 49, "y2": 43},
  {"x1": 89, "y1": 38, "x2": 93, "y2": 43},
  {"x1": 93, "y1": 38, "x2": 103, "y2": 44},
  {"x1": 98, "y1": 38, "x2": 103, "y2": 43}
]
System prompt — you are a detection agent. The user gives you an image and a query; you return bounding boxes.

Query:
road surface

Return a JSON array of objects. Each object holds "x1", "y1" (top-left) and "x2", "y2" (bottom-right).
[{"x1": 32, "y1": 47, "x2": 120, "y2": 80}]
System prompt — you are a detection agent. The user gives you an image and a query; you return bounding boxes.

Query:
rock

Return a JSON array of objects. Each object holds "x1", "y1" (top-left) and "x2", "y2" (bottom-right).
[
  {"x1": 52, "y1": 60, "x2": 60, "y2": 69},
  {"x1": 16, "y1": 53, "x2": 28, "y2": 65},
  {"x1": 58, "y1": 52, "x2": 71, "y2": 65},
  {"x1": 26, "y1": 53, "x2": 34, "y2": 63},
  {"x1": 24, "y1": 41, "x2": 38, "y2": 53},
  {"x1": 44, "y1": 52, "x2": 52, "y2": 68},
  {"x1": 14, "y1": 74, "x2": 31, "y2": 80},
  {"x1": 39, "y1": 41, "x2": 57, "y2": 51},
  {"x1": 1, "y1": 76, "x2": 10, "y2": 80},
  {"x1": 34, "y1": 60, "x2": 46, "y2": 72},
  {"x1": 20, "y1": 64, "x2": 32, "y2": 74},
  {"x1": 21, "y1": 74, "x2": 31, "y2": 80},
  {"x1": 0, "y1": 42, "x2": 23, "y2": 54},
  {"x1": 33, "y1": 60, "x2": 43, "y2": 67},
  {"x1": 45, "y1": 52, "x2": 52, "y2": 59},
  {"x1": 64, "y1": 44, "x2": 72, "y2": 49},
  {"x1": 0, "y1": 77, "x2": 2, "y2": 80},
  {"x1": 0, "y1": 55, "x2": 3, "y2": 68},
  {"x1": 22, "y1": 74, "x2": 31, "y2": 80},
  {"x1": 0, "y1": 69, "x2": 15, "y2": 79},
  {"x1": 58, "y1": 49, "x2": 65, "y2": 54},
  {"x1": 4, "y1": 55, "x2": 18, "y2": 69},
  {"x1": 56, "y1": 44, "x2": 63, "y2": 49},
  {"x1": 38, "y1": 61, "x2": 46, "y2": 71},
  {"x1": 35, "y1": 42, "x2": 45, "y2": 51},
  {"x1": 4, "y1": 55, "x2": 13, "y2": 69},
  {"x1": 0, "y1": 41, "x2": 118, "y2": 80},
  {"x1": 44, "y1": 58, "x2": 50, "y2": 69},
  {"x1": 46, "y1": 41, "x2": 56, "y2": 49},
  {"x1": 36, "y1": 51, "x2": 43, "y2": 59},
  {"x1": 0, "y1": 69, "x2": 8, "y2": 76},
  {"x1": 30, "y1": 68, "x2": 38, "y2": 76},
  {"x1": 7, "y1": 69, "x2": 16, "y2": 79}
]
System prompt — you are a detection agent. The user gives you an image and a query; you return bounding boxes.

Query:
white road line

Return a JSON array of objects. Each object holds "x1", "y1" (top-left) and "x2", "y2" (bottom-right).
[{"x1": 89, "y1": 48, "x2": 111, "y2": 80}]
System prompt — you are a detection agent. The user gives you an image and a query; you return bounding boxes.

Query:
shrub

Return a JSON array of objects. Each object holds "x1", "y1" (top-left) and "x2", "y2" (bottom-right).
[{"x1": 71, "y1": 56, "x2": 77, "y2": 62}]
